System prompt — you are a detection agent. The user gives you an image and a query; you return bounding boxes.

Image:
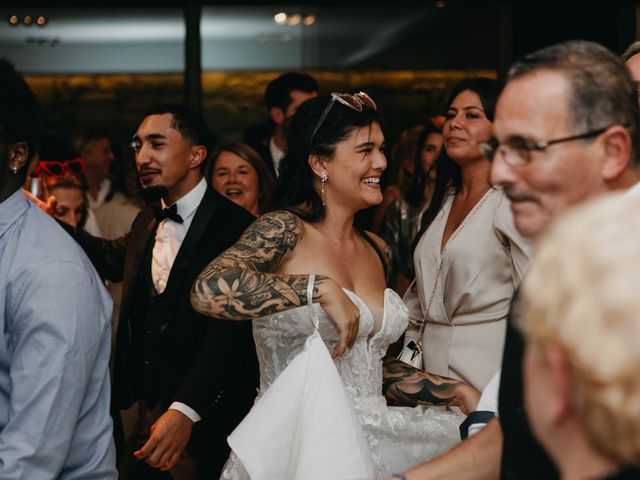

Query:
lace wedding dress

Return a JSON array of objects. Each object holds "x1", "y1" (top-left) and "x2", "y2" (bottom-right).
[{"x1": 221, "y1": 289, "x2": 461, "y2": 479}]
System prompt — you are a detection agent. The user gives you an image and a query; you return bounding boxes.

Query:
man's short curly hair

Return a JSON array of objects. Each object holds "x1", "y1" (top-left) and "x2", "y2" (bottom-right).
[{"x1": 0, "y1": 58, "x2": 42, "y2": 168}]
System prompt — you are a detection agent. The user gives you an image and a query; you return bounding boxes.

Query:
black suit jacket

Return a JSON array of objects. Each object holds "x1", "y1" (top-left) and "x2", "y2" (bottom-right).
[
  {"x1": 499, "y1": 290, "x2": 558, "y2": 480},
  {"x1": 75, "y1": 187, "x2": 258, "y2": 477}
]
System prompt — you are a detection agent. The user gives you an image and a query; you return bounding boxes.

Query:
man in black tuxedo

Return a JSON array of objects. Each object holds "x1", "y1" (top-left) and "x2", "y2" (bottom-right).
[{"x1": 70, "y1": 105, "x2": 258, "y2": 479}]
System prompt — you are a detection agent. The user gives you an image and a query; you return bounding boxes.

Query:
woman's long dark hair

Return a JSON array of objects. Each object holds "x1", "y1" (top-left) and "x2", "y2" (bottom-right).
[
  {"x1": 273, "y1": 94, "x2": 380, "y2": 222},
  {"x1": 404, "y1": 123, "x2": 442, "y2": 208},
  {"x1": 413, "y1": 77, "x2": 502, "y2": 248}
]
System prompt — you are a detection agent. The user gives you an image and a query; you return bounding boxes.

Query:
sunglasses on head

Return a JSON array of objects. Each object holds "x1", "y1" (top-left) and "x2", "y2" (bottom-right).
[
  {"x1": 311, "y1": 91, "x2": 377, "y2": 144},
  {"x1": 34, "y1": 157, "x2": 85, "y2": 176}
]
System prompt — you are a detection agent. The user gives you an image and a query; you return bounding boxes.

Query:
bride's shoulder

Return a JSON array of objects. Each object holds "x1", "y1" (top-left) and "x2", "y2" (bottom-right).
[
  {"x1": 230, "y1": 210, "x2": 306, "y2": 254},
  {"x1": 362, "y1": 230, "x2": 387, "y2": 250},
  {"x1": 362, "y1": 230, "x2": 391, "y2": 266},
  {"x1": 247, "y1": 210, "x2": 305, "y2": 236}
]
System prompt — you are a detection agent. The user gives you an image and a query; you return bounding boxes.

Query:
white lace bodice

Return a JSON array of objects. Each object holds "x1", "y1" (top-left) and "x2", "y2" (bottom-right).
[
  {"x1": 222, "y1": 288, "x2": 462, "y2": 478},
  {"x1": 252, "y1": 288, "x2": 407, "y2": 404}
]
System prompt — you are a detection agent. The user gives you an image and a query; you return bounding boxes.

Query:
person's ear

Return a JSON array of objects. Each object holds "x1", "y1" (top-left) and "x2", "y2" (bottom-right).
[
  {"x1": 308, "y1": 154, "x2": 327, "y2": 179},
  {"x1": 545, "y1": 343, "x2": 574, "y2": 425},
  {"x1": 190, "y1": 145, "x2": 207, "y2": 169},
  {"x1": 269, "y1": 107, "x2": 285, "y2": 127},
  {"x1": 7, "y1": 142, "x2": 29, "y2": 174},
  {"x1": 600, "y1": 125, "x2": 632, "y2": 182}
]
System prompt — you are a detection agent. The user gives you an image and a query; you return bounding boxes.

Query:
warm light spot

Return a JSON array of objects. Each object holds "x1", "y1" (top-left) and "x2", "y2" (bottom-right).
[
  {"x1": 303, "y1": 14, "x2": 316, "y2": 26},
  {"x1": 288, "y1": 13, "x2": 302, "y2": 25},
  {"x1": 23, "y1": 15, "x2": 32, "y2": 25},
  {"x1": 435, "y1": 1, "x2": 447, "y2": 7},
  {"x1": 274, "y1": 12, "x2": 287, "y2": 25},
  {"x1": 9, "y1": 15, "x2": 19, "y2": 25},
  {"x1": 36, "y1": 16, "x2": 46, "y2": 26}
]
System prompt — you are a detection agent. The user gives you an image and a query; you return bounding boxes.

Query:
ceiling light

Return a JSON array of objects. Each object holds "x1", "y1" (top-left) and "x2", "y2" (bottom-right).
[
  {"x1": 303, "y1": 14, "x2": 316, "y2": 26},
  {"x1": 8, "y1": 15, "x2": 19, "y2": 25},
  {"x1": 288, "y1": 13, "x2": 302, "y2": 26},
  {"x1": 274, "y1": 12, "x2": 287, "y2": 25},
  {"x1": 435, "y1": 1, "x2": 447, "y2": 7},
  {"x1": 23, "y1": 15, "x2": 32, "y2": 25},
  {"x1": 36, "y1": 16, "x2": 47, "y2": 26}
]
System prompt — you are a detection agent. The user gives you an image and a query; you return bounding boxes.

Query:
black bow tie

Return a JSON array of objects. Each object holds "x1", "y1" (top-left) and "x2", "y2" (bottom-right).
[{"x1": 154, "y1": 203, "x2": 183, "y2": 224}]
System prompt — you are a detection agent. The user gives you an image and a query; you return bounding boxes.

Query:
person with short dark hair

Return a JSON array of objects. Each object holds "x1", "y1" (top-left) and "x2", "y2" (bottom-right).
[
  {"x1": 244, "y1": 72, "x2": 318, "y2": 177},
  {"x1": 70, "y1": 127, "x2": 140, "y2": 240},
  {"x1": 55, "y1": 104, "x2": 258, "y2": 478},
  {"x1": 0, "y1": 58, "x2": 117, "y2": 478}
]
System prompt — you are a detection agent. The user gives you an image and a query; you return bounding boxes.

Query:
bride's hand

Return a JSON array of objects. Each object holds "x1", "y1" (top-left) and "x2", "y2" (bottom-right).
[
  {"x1": 317, "y1": 278, "x2": 360, "y2": 358},
  {"x1": 451, "y1": 383, "x2": 481, "y2": 415}
]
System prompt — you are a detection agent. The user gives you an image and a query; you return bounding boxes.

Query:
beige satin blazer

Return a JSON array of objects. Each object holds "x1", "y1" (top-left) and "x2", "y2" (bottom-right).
[{"x1": 404, "y1": 187, "x2": 531, "y2": 390}]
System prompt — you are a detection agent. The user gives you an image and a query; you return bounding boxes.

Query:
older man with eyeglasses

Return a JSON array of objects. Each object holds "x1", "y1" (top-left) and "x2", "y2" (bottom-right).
[{"x1": 392, "y1": 40, "x2": 640, "y2": 480}]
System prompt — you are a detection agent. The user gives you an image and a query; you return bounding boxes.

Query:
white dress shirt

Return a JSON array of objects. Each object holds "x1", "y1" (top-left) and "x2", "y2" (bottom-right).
[
  {"x1": 151, "y1": 177, "x2": 208, "y2": 423},
  {"x1": 269, "y1": 137, "x2": 285, "y2": 177}
]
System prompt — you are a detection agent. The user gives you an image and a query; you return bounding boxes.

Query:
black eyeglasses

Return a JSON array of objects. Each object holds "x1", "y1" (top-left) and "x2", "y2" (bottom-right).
[
  {"x1": 310, "y1": 92, "x2": 377, "y2": 144},
  {"x1": 480, "y1": 126, "x2": 616, "y2": 166}
]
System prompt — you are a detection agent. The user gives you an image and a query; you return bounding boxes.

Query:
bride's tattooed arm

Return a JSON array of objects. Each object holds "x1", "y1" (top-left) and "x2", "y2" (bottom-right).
[
  {"x1": 191, "y1": 210, "x2": 326, "y2": 320},
  {"x1": 382, "y1": 359, "x2": 480, "y2": 414}
]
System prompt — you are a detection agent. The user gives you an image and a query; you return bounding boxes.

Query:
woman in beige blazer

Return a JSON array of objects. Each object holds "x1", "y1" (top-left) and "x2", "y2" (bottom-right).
[{"x1": 403, "y1": 78, "x2": 531, "y2": 391}]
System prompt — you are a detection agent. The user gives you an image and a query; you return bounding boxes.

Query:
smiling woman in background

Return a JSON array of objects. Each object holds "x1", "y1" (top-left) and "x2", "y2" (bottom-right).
[
  {"x1": 208, "y1": 141, "x2": 275, "y2": 216},
  {"x1": 403, "y1": 78, "x2": 531, "y2": 392}
]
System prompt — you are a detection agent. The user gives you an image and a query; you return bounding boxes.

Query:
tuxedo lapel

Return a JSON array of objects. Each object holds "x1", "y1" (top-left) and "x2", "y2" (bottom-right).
[
  {"x1": 120, "y1": 210, "x2": 157, "y2": 310},
  {"x1": 163, "y1": 187, "x2": 218, "y2": 298}
]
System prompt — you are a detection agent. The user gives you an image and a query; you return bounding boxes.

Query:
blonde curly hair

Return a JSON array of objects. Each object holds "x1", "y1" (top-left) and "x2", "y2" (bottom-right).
[{"x1": 520, "y1": 193, "x2": 640, "y2": 465}]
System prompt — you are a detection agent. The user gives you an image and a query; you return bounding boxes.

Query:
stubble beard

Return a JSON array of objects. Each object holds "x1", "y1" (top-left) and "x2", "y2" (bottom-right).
[{"x1": 140, "y1": 183, "x2": 168, "y2": 203}]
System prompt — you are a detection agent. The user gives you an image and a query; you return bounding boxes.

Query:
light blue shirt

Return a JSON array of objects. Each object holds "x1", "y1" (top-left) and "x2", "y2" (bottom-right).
[{"x1": 0, "y1": 190, "x2": 116, "y2": 479}]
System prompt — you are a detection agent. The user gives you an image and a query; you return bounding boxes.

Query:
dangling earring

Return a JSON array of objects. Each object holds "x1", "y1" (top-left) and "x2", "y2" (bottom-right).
[
  {"x1": 10, "y1": 165, "x2": 19, "y2": 175},
  {"x1": 320, "y1": 171, "x2": 328, "y2": 206}
]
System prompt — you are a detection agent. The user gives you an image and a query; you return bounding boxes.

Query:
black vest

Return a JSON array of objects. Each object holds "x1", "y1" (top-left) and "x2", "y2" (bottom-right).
[{"x1": 135, "y1": 234, "x2": 176, "y2": 408}]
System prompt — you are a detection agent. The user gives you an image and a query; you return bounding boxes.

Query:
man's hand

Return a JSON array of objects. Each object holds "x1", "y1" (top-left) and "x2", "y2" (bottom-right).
[
  {"x1": 134, "y1": 410, "x2": 193, "y2": 471},
  {"x1": 22, "y1": 188, "x2": 56, "y2": 216}
]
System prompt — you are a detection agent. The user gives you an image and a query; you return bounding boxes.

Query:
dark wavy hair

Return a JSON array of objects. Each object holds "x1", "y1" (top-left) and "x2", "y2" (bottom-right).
[
  {"x1": 415, "y1": 78, "x2": 502, "y2": 243},
  {"x1": 273, "y1": 94, "x2": 380, "y2": 221},
  {"x1": 404, "y1": 123, "x2": 442, "y2": 208}
]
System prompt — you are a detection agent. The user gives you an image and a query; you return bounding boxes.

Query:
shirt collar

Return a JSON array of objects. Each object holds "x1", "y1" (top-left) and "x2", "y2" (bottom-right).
[
  {"x1": 0, "y1": 189, "x2": 29, "y2": 238},
  {"x1": 161, "y1": 177, "x2": 207, "y2": 221},
  {"x1": 625, "y1": 181, "x2": 640, "y2": 199},
  {"x1": 88, "y1": 178, "x2": 111, "y2": 210}
]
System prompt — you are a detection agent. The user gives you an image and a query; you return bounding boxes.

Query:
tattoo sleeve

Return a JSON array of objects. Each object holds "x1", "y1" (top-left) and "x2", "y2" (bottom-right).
[
  {"x1": 191, "y1": 210, "x2": 325, "y2": 320},
  {"x1": 382, "y1": 359, "x2": 462, "y2": 408}
]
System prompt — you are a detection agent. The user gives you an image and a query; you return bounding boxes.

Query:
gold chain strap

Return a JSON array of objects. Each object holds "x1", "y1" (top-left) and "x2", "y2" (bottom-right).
[
  {"x1": 414, "y1": 188, "x2": 495, "y2": 349},
  {"x1": 415, "y1": 259, "x2": 442, "y2": 349}
]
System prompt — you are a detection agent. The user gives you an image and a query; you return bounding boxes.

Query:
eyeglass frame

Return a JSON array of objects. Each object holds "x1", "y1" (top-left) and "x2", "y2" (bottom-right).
[
  {"x1": 479, "y1": 125, "x2": 618, "y2": 166},
  {"x1": 33, "y1": 157, "x2": 85, "y2": 176},
  {"x1": 310, "y1": 91, "x2": 377, "y2": 146}
]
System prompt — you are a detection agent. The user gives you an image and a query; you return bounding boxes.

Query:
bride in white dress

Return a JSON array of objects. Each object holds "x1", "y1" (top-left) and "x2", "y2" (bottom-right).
[{"x1": 191, "y1": 93, "x2": 477, "y2": 479}]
